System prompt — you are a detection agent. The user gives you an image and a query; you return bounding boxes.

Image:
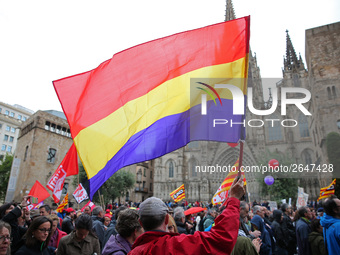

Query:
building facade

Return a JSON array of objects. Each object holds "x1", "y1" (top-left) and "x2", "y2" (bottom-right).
[
  {"x1": 153, "y1": 2, "x2": 340, "y2": 203},
  {"x1": 5, "y1": 110, "x2": 78, "y2": 205},
  {"x1": 0, "y1": 102, "x2": 33, "y2": 160}
]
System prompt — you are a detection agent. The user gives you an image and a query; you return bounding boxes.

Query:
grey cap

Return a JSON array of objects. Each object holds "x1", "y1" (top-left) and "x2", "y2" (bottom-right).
[
  {"x1": 139, "y1": 197, "x2": 169, "y2": 216},
  {"x1": 30, "y1": 209, "x2": 40, "y2": 219}
]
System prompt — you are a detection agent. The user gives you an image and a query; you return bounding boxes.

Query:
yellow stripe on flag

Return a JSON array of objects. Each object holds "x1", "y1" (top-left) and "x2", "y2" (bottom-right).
[{"x1": 170, "y1": 184, "x2": 186, "y2": 202}]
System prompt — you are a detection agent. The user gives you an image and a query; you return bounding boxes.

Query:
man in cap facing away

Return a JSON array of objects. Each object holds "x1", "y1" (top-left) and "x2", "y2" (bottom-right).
[{"x1": 129, "y1": 177, "x2": 244, "y2": 255}]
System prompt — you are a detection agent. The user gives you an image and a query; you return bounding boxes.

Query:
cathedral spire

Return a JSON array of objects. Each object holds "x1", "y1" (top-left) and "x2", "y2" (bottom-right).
[
  {"x1": 225, "y1": 0, "x2": 236, "y2": 21},
  {"x1": 284, "y1": 30, "x2": 304, "y2": 71}
]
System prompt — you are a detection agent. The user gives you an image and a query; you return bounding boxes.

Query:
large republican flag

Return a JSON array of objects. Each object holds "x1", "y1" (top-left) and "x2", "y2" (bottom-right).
[
  {"x1": 212, "y1": 159, "x2": 247, "y2": 205},
  {"x1": 53, "y1": 17, "x2": 250, "y2": 198}
]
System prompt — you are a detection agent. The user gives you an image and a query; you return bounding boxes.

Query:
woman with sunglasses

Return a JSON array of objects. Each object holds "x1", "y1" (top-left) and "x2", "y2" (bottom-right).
[{"x1": 15, "y1": 216, "x2": 54, "y2": 255}]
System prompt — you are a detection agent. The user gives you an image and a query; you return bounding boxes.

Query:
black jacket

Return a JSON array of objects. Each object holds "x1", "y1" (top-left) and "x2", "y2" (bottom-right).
[
  {"x1": 61, "y1": 216, "x2": 74, "y2": 234},
  {"x1": 2, "y1": 206, "x2": 27, "y2": 254},
  {"x1": 14, "y1": 242, "x2": 54, "y2": 255},
  {"x1": 175, "y1": 220, "x2": 187, "y2": 234}
]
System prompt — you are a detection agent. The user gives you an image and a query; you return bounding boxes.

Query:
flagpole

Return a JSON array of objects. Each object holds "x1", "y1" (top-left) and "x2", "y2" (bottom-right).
[
  {"x1": 77, "y1": 171, "x2": 80, "y2": 211},
  {"x1": 238, "y1": 141, "x2": 244, "y2": 179}
]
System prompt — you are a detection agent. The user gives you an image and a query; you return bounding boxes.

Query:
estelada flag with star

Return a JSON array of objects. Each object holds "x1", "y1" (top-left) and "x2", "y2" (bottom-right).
[
  {"x1": 212, "y1": 158, "x2": 246, "y2": 205},
  {"x1": 317, "y1": 179, "x2": 336, "y2": 201},
  {"x1": 170, "y1": 184, "x2": 186, "y2": 202}
]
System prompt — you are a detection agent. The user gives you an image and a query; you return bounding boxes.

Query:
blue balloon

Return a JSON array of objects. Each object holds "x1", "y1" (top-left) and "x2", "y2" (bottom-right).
[{"x1": 264, "y1": 175, "x2": 275, "y2": 185}]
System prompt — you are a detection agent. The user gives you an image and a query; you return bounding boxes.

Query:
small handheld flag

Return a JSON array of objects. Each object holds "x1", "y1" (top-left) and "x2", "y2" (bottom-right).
[{"x1": 170, "y1": 184, "x2": 186, "y2": 202}]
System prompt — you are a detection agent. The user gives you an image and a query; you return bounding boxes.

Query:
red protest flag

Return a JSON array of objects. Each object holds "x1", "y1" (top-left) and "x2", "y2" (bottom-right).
[
  {"x1": 65, "y1": 143, "x2": 79, "y2": 177},
  {"x1": 28, "y1": 180, "x2": 50, "y2": 203},
  {"x1": 81, "y1": 201, "x2": 96, "y2": 212},
  {"x1": 47, "y1": 143, "x2": 79, "y2": 203},
  {"x1": 73, "y1": 183, "x2": 89, "y2": 204}
]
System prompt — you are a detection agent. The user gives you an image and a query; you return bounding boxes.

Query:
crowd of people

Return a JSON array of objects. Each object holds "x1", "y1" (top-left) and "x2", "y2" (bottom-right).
[{"x1": 0, "y1": 178, "x2": 339, "y2": 255}]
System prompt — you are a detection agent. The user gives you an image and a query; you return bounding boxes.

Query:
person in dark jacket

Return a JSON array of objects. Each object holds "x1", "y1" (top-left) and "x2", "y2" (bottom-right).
[
  {"x1": 308, "y1": 219, "x2": 326, "y2": 255},
  {"x1": 91, "y1": 206, "x2": 105, "y2": 250},
  {"x1": 102, "y1": 209, "x2": 143, "y2": 255},
  {"x1": 281, "y1": 203, "x2": 296, "y2": 255},
  {"x1": 14, "y1": 216, "x2": 54, "y2": 255},
  {"x1": 61, "y1": 208, "x2": 75, "y2": 234},
  {"x1": 296, "y1": 206, "x2": 312, "y2": 255},
  {"x1": 173, "y1": 207, "x2": 187, "y2": 234},
  {"x1": 271, "y1": 210, "x2": 289, "y2": 255},
  {"x1": 0, "y1": 198, "x2": 29, "y2": 255}
]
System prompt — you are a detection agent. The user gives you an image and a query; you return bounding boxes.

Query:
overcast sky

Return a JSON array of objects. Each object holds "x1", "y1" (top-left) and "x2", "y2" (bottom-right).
[{"x1": 1, "y1": 0, "x2": 339, "y2": 112}]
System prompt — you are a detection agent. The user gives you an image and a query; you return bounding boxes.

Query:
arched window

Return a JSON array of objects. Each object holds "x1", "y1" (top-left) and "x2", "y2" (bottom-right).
[
  {"x1": 267, "y1": 115, "x2": 282, "y2": 141},
  {"x1": 168, "y1": 161, "x2": 174, "y2": 178},
  {"x1": 299, "y1": 114, "x2": 310, "y2": 138}
]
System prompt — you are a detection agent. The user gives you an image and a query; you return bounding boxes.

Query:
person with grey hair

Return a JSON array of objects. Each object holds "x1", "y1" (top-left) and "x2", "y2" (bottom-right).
[
  {"x1": 91, "y1": 206, "x2": 105, "y2": 250},
  {"x1": 129, "y1": 177, "x2": 245, "y2": 254},
  {"x1": 253, "y1": 205, "x2": 264, "y2": 218},
  {"x1": 173, "y1": 207, "x2": 186, "y2": 234},
  {"x1": 203, "y1": 208, "x2": 217, "y2": 230}
]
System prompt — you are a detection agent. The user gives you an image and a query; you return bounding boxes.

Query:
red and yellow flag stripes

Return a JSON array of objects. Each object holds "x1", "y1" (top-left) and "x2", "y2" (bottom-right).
[{"x1": 54, "y1": 17, "x2": 250, "y2": 198}]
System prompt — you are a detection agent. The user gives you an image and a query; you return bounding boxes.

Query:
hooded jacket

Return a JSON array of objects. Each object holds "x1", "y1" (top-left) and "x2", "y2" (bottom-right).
[
  {"x1": 128, "y1": 197, "x2": 240, "y2": 255},
  {"x1": 308, "y1": 231, "x2": 326, "y2": 255},
  {"x1": 251, "y1": 215, "x2": 272, "y2": 255},
  {"x1": 271, "y1": 210, "x2": 288, "y2": 250},
  {"x1": 320, "y1": 213, "x2": 340, "y2": 255}
]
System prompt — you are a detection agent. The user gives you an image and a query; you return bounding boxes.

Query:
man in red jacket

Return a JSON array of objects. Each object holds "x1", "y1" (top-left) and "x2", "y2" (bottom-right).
[{"x1": 129, "y1": 177, "x2": 244, "y2": 255}]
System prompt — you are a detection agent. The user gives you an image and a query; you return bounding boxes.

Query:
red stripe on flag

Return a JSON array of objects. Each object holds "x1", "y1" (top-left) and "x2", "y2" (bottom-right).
[{"x1": 53, "y1": 17, "x2": 250, "y2": 138}]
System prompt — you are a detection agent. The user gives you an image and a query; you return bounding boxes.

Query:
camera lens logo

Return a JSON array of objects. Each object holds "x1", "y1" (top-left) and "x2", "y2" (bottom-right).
[{"x1": 196, "y1": 82, "x2": 222, "y2": 115}]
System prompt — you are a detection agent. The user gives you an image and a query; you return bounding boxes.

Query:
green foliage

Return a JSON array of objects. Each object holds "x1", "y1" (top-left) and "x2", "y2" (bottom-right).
[
  {"x1": 256, "y1": 150, "x2": 298, "y2": 203},
  {"x1": 73, "y1": 163, "x2": 135, "y2": 204},
  {"x1": 102, "y1": 169, "x2": 135, "y2": 204},
  {"x1": 326, "y1": 132, "x2": 340, "y2": 198},
  {"x1": 0, "y1": 154, "x2": 13, "y2": 202}
]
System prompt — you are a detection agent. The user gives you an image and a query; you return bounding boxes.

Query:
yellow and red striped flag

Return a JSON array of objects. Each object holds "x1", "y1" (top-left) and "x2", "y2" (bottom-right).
[
  {"x1": 317, "y1": 179, "x2": 336, "y2": 201},
  {"x1": 56, "y1": 193, "x2": 69, "y2": 213},
  {"x1": 170, "y1": 184, "x2": 186, "y2": 202},
  {"x1": 212, "y1": 159, "x2": 246, "y2": 205}
]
